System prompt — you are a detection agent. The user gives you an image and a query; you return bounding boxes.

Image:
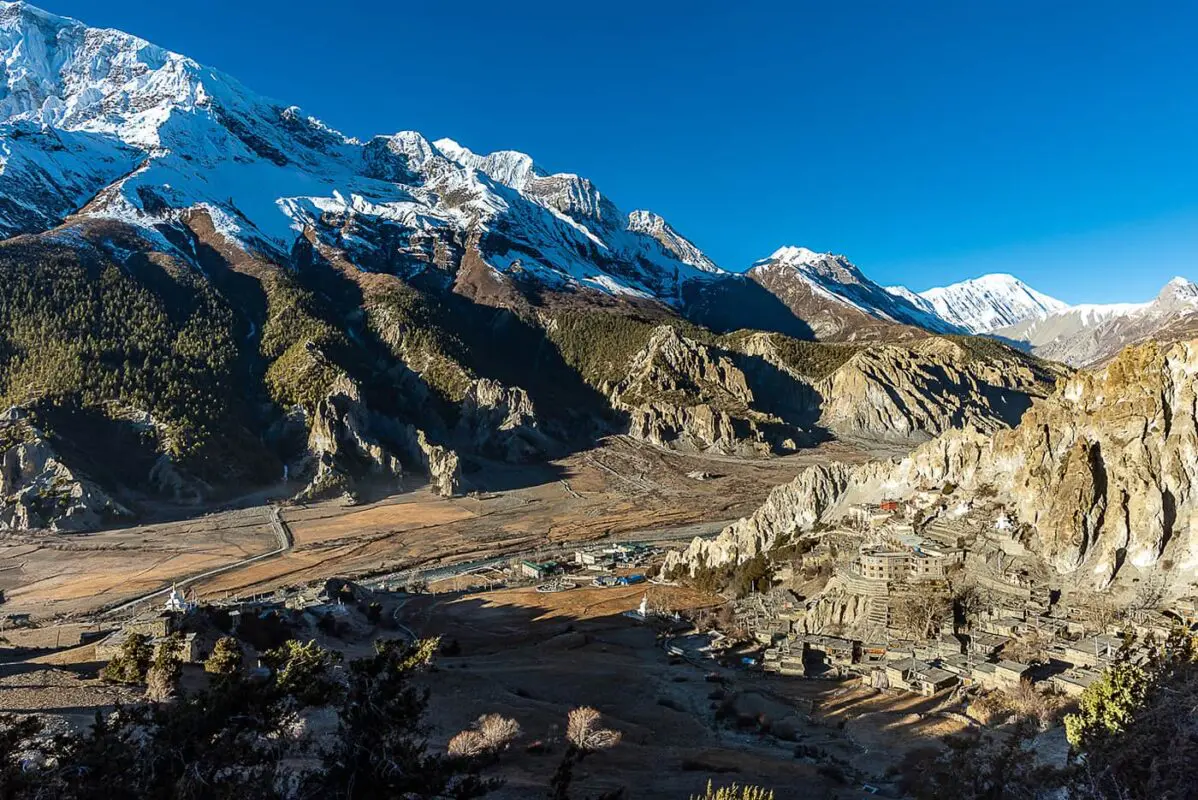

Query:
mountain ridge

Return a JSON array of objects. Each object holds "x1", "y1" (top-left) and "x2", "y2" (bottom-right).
[
  {"x1": 996, "y1": 276, "x2": 1198, "y2": 366},
  {"x1": 888, "y1": 273, "x2": 1070, "y2": 334}
]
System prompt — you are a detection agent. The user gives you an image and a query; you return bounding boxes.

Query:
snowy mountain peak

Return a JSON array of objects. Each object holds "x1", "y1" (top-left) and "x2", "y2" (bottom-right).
[
  {"x1": 0, "y1": 1, "x2": 220, "y2": 147},
  {"x1": 433, "y1": 138, "x2": 540, "y2": 189},
  {"x1": 1159, "y1": 276, "x2": 1198, "y2": 303},
  {"x1": 768, "y1": 245, "x2": 829, "y2": 266},
  {"x1": 0, "y1": 2, "x2": 728, "y2": 305},
  {"x1": 627, "y1": 210, "x2": 722, "y2": 274},
  {"x1": 757, "y1": 247, "x2": 875, "y2": 289},
  {"x1": 996, "y1": 276, "x2": 1198, "y2": 367},
  {"x1": 748, "y1": 247, "x2": 960, "y2": 335},
  {"x1": 899, "y1": 273, "x2": 1070, "y2": 334}
]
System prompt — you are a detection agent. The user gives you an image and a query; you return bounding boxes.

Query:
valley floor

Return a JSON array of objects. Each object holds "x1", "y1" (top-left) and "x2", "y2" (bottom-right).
[{"x1": 0, "y1": 436, "x2": 875, "y2": 621}]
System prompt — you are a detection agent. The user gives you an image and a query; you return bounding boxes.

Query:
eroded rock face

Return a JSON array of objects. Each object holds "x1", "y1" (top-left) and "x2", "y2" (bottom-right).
[
  {"x1": 396, "y1": 425, "x2": 462, "y2": 498},
  {"x1": 665, "y1": 463, "x2": 855, "y2": 572},
  {"x1": 295, "y1": 375, "x2": 462, "y2": 500},
  {"x1": 612, "y1": 326, "x2": 800, "y2": 455},
  {"x1": 0, "y1": 408, "x2": 129, "y2": 531},
  {"x1": 454, "y1": 378, "x2": 549, "y2": 462},
  {"x1": 296, "y1": 378, "x2": 404, "y2": 501},
  {"x1": 814, "y1": 338, "x2": 1060, "y2": 441},
  {"x1": 799, "y1": 582, "x2": 874, "y2": 634},
  {"x1": 666, "y1": 340, "x2": 1198, "y2": 590}
]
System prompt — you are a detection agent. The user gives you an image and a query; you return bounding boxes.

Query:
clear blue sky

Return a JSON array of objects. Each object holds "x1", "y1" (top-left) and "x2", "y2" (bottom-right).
[{"x1": 48, "y1": 0, "x2": 1198, "y2": 303}]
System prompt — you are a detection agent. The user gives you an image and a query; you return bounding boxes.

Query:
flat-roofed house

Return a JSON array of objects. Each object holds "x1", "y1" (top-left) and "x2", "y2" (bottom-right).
[
  {"x1": 884, "y1": 658, "x2": 958, "y2": 695},
  {"x1": 1063, "y1": 634, "x2": 1122, "y2": 668},
  {"x1": 1051, "y1": 668, "x2": 1103, "y2": 698}
]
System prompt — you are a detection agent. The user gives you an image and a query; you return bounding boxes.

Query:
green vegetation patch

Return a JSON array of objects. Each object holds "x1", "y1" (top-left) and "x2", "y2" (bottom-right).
[
  {"x1": 260, "y1": 274, "x2": 348, "y2": 410},
  {"x1": 719, "y1": 330, "x2": 859, "y2": 380},
  {"x1": 0, "y1": 241, "x2": 244, "y2": 473},
  {"x1": 544, "y1": 310, "x2": 662, "y2": 387},
  {"x1": 366, "y1": 285, "x2": 474, "y2": 404}
]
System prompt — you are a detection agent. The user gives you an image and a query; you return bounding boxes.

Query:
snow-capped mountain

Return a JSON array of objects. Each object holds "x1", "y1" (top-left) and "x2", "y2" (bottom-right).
[
  {"x1": 995, "y1": 277, "x2": 1198, "y2": 366},
  {"x1": 886, "y1": 274, "x2": 1070, "y2": 334},
  {"x1": 0, "y1": 0, "x2": 724, "y2": 303},
  {"x1": 745, "y1": 246, "x2": 961, "y2": 340},
  {"x1": 1, "y1": 0, "x2": 1189, "y2": 357}
]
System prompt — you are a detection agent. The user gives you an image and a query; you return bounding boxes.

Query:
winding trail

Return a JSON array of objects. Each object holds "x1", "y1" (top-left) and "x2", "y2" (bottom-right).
[{"x1": 98, "y1": 507, "x2": 293, "y2": 618}]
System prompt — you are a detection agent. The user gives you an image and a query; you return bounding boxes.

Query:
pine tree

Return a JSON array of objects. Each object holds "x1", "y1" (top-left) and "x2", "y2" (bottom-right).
[
  {"x1": 204, "y1": 636, "x2": 244, "y2": 678},
  {"x1": 99, "y1": 632, "x2": 153, "y2": 685}
]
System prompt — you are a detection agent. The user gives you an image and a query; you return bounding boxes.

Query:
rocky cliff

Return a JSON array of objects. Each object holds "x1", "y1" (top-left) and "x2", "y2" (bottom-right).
[
  {"x1": 666, "y1": 339, "x2": 1198, "y2": 590},
  {"x1": 812, "y1": 337, "x2": 1063, "y2": 441},
  {"x1": 296, "y1": 376, "x2": 463, "y2": 501},
  {"x1": 609, "y1": 327, "x2": 1062, "y2": 456},
  {"x1": 454, "y1": 378, "x2": 550, "y2": 462},
  {"x1": 0, "y1": 408, "x2": 129, "y2": 531},
  {"x1": 610, "y1": 326, "x2": 803, "y2": 455}
]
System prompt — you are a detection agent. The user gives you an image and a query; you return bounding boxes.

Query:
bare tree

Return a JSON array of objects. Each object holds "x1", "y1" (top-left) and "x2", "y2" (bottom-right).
[
  {"x1": 550, "y1": 707, "x2": 623, "y2": 799},
  {"x1": 892, "y1": 590, "x2": 953, "y2": 640},
  {"x1": 566, "y1": 707, "x2": 621, "y2": 752},
  {"x1": 1131, "y1": 570, "x2": 1167, "y2": 612},
  {"x1": 952, "y1": 584, "x2": 984, "y2": 631},
  {"x1": 449, "y1": 714, "x2": 521, "y2": 758}
]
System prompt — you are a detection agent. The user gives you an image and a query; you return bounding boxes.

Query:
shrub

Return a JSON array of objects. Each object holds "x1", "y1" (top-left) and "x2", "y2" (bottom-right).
[
  {"x1": 1064, "y1": 661, "x2": 1152, "y2": 748},
  {"x1": 565, "y1": 707, "x2": 621, "y2": 752},
  {"x1": 99, "y1": 632, "x2": 153, "y2": 685},
  {"x1": 691, "y1": 781, "x2": 775, "y2": 800},
  {"x1": 448, "y1": 714, "x2": 521, "y2": 758},
  {"x1": 261, "y1": 639, "x2": 342, "y2": 707},
  {"x1": 144, "y1": 633, "x2": 184, "y2": 702},
  {"x1": 971, "y1": 683, "x2": 1069, "y2": 728}
]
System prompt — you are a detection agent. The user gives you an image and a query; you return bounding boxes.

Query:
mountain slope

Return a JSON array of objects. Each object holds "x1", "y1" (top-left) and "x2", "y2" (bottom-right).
[
  {"x1": 0, "y1": 1, "x2": 723, "y2": 305},
  {"x1": 888, "y1": 273, "x2": 1069, "y2": 334},
  {"x1": 996, "y1": 278, "x2": 1198, "y2": 366},
  {"x1": 744, "y1": 247, "x2": 961, "y2": 341}
]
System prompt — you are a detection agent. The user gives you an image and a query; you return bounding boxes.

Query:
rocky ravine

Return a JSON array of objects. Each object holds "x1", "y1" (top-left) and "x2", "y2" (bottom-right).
[{"x1": 666, "y1": 339, "x2": 1198, "y2": 591}]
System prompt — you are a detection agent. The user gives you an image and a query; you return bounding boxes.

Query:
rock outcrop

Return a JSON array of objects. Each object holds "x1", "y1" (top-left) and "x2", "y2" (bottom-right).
[
  {"x1": 611, "y1": 326, "x2": 801, "y2": 455},
  {"x1": 812, "y1": 337, "x2": 1062, "y2": 441},
  {"x1": 611, "y1": 327, "x2": 1061, "y2": 456},
  {"x1": 0, "y1": 408, "x2": 129, "y2": 531},
  {"x1": 296, "y1": 377, "x2": 464, "y2": 500},
  {"x1": 666, "y1": 340, "x2": 1198, "y2": 590},
  {"x1": 454, "y1": 378, "x2": 550, "y2": 462},
  {"x1": 396, "y1": 425, "x2": 462, "y2": 498},
  {"x1": 296, "y1": 378, "x2": 404, "y2": 501}
]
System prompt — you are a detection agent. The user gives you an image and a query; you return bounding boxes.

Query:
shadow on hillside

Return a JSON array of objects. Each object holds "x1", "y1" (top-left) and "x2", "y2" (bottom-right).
[
  {"x1": 729, "y1": 351, "x2": 833, "y2": 446},
  {"x1": 393, "y1": 590, "x2": 912, "y2": 797},
  {"x1": 680, "y1": 275, "x2": 817, "y2": 340},
  {"x1": 986, "y1": 333, "x2": 1034, "y2": 353},
  {"x1": 289, "y1": 240, "x2": 621, "y2": 491}
]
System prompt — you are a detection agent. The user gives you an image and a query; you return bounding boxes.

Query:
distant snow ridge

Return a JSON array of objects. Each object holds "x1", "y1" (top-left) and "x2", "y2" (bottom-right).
[
  {"x1": 995, "y1": 276, "x2": 1198, "y2": 366},
  {"x1": 0, "y1": 0, "x2": 726, "y2": 303},
  {"x1": 887, "y1": 274, "x2": 1070, "y2": 334},
  {"x1": 750, "y1": 246, "x2": 961, "y2": 333}
]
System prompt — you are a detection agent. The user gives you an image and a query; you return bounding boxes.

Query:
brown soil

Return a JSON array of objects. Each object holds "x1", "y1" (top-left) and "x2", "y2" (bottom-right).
[{"x1": 1, "y1": 437, "x2": 873, "y2": 620}]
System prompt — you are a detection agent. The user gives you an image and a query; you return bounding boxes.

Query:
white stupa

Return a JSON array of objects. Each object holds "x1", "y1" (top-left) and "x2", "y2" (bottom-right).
[{"x1": 164, "y1": 586, "x2": 195, "y2": 613}]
